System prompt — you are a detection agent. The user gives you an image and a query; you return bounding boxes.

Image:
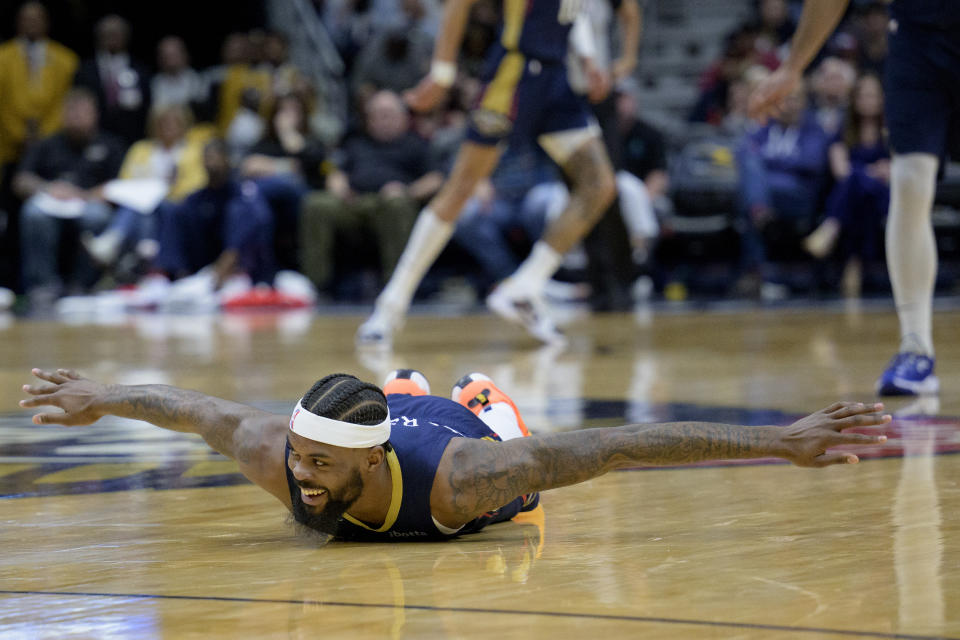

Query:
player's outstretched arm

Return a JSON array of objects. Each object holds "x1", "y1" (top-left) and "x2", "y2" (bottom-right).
[
  {"x1": 20, "y1": 368, "x2": 291, "y2": 505},
  {"x1": 436, "y1": 401, "x2": 889, "y2": 524},
  {"x1": 747, "y1": 0, "x2": 851, "y2": 120}
]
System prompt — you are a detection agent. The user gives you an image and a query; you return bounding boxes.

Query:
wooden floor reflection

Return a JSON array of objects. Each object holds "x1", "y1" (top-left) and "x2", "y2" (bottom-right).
[{"x1": 1, "y1": 305, "x2": 958, "y2": 639}]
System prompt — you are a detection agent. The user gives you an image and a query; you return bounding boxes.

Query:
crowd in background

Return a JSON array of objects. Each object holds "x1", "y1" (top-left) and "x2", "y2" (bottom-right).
[
  {"x1": 0, "y1": 0, "x2": 912, "y2": 314},
  {"x1": 682, "y1": 0, "x2": 896, "y2": 299}
]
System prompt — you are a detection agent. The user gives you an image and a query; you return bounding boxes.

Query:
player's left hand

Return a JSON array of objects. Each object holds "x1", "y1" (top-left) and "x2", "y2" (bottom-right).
[
  {"x1": 404, "y1": 75, "x2": 449, "y2": 113},
  {"x1": 747, "y1": 64, "x2": 802, "y2": 121},
  {"x1": 777, "y1": 401, "x2": 890, "y2": 467},
  {"x1": 20, "y1": 368, "x2": 109, "y2": 426}
]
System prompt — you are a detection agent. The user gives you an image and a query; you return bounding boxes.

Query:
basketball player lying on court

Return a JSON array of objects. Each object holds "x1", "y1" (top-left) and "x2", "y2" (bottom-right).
[{"x1": 19, "y1": 367, "x2": 890, "y2": 541}]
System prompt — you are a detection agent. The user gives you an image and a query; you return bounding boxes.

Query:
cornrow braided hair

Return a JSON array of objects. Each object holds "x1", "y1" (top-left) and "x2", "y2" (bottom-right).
[{"x1": 300, "y1": 374, "x2": 389, "y2": 427}]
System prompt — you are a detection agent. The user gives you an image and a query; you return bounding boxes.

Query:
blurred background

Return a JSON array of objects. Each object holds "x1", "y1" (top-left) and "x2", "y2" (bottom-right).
[{"x1": 1, "y1": 0, "x2": 958, "y2": 316}]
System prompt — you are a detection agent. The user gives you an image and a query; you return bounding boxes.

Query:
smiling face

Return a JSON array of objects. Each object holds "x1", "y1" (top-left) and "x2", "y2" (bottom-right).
[{"x1": 287, "y1": 432, "x2": 368, "y2": 534}]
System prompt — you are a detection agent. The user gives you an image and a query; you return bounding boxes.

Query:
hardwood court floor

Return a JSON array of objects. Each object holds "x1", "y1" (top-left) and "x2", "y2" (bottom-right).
[{"x1": 1, "y1": 305, "x2": 958, "y2": 639}]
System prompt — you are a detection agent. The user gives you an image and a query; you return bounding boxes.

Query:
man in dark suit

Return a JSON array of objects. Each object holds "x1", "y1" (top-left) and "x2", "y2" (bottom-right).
[{"x1": 74, "y1": 14, "x2": 151, "y2": 148}]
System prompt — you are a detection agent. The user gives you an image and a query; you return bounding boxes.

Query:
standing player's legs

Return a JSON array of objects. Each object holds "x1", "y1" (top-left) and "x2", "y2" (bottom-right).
[
  {"x1": 877, "y1": 152, "x2": 940, "y2": 396},
  {"x1": 486, "y1": 132, "x2": 616, "y2": 344},
  {"x1": 355, "y1": 50, "x2": 534, "y2": 346},
  {"x1": 887, "y1": 152, "x2": 939, "y2": 356},
  {"x1": 876, "y1": 24, "x2": 955, "y2": 395},
  {"x1": 355, "y1": 142, "x2": 502, "y2": 344}
]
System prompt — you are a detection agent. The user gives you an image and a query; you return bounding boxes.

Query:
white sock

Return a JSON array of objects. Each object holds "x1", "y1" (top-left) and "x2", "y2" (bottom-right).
[
  {"x1": 886, "y1": 154, "x2": 939, "y2": 356},
  {"x1": 507, "y1": 241, "x2": 562, "y2": 293},
  {"x1": 477, "y1": 403, "x2": 526, "y2": 440},
  {"x1": 376, "y1": 209, "x2": 453, "y2": 315}
]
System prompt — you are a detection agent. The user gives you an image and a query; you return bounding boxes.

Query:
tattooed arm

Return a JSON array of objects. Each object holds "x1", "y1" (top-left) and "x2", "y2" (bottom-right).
[
  {"x1": 433, "y1": 402, "x2": 890, "y2": 527},
  {"x1": 20, "y1": 368, "x2": 291, "y2": 505}
]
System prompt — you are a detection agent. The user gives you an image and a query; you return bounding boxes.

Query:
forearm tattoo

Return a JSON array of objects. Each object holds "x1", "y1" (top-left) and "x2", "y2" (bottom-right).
[
  {"x1": 104, "y1": 385, "x2": 252, "y2": 461},
  {"x1": 447, "y1": 422, "x2": 777, "y2": 521}
]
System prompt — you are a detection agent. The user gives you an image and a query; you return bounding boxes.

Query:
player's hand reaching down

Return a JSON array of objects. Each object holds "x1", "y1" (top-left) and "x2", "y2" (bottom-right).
[
  {"x1": 747, "y1": 65, "x2": 803, "y2": 121},
  {"x1": 778, "y1": 401, "x2": 890, "y2": 467},
  {"x1": 20, "y1": 368, "x2": 109, "y2": 426},
  {"x1": 404, "y1": 75, "x2": 448, "y2": 113}
]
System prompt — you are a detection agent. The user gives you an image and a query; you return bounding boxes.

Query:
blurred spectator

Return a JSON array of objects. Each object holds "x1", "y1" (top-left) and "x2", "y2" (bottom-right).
[
  {"x1": 734, "y1": 82, "x2": 830, "y2": 293},
  {"x1": 809, "y1": 56, "x2": 856, "y2": 137},
  {"x1": 720, "y1": 65, "x2": 770, "y2": 136},
  {"x1": 13, "y1": 88, "x2": 125, "y2": 305},
  {"x1": 243, "y1": 94, "x2": 327, "y2": 188},
  {"x1": 82, "y1": 104, "x2": 213, "y2": 267},
  {"x1": 852, "y1": 1, "x2": 888, "y2": 76},
  {"x1": 262, "y1": 30, "x2": 304, "y2": 97},
  {"x1": 615, "y1": 87, "x2": 671, "y2": 267},
  {"x1": 0, "y1": 2, "x2": 78, "y2": 169},
  {"x1": 350, "y1": 28, "x2": 431, "y2": 106},
  {"x1": 319, "y1": 0, "x2": 377, "y2": 72},
  {"x1": 203, "y1": 32, "x2": 248, "y2": 100},
  {"x1": 752, "y1": 0, "x2": 796, "y2": 57},
  {"x1": 74, "y1": 15, "x2": 151, "y2": 148},
  {"x1": 213, "y1": 32, "x2": 272, "y2": 139},
  {"x1": 690, "y1": 25, "x2": 779, "y2": 126},
  {"x1": 398, "y1": 0, "x2": 441, "y2": 39},
  {"x1": 804, "y1": 73, "x2": 889, "y2": 295},
  {"x1": 617, "y1": 88, "x2": 669, "y2": 205},
  {"x1": 151, "y1": 36, "x2": 208, "y2": 113},
  {"x1": 300, "y1": 90, "x2": 442, "y2": 293},
  {"x1": 460, "y1": 19, "x2": 498, "y2": 78},
  {"x1": 242, "y1": 92, "x2": 328, "y2": 269},
  {"x1": 225, "y1": 87, "x2": 267, "y2": 161},
  {"x1": 154, "y1": 139, "x2": 275, "y2": 285}
]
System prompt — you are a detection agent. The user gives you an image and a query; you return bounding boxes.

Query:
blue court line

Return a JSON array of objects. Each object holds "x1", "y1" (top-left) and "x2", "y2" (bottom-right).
[{"x1": 0, "y1": 590, "x2": 953, "y2": 640}]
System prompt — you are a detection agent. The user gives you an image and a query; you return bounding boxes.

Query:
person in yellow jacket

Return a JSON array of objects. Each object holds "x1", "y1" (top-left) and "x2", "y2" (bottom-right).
[
  {"x1": 82, "y1": 104, "x2": 213, "y2": 265},
  {"x1": 0, "y1": 2, "x2": 78, "y2": 169}
]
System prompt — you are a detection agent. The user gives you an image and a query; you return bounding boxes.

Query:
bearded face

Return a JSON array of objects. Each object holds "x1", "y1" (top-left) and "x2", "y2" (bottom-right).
[{"x1": 291, "y1": 467, "x2": 365, "y2": 536}]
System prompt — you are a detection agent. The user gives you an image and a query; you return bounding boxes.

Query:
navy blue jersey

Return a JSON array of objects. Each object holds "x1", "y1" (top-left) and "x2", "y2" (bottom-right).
[
  {"x1": 890, "y1": 0, "x2": 960, "y2": 30},
  {"x1": 500, "y1": 0, "x2": 582, "y2": 62},
  {"x1": 285, "y1": 394, "x2": 538, "y2": 542},
  {"x1": 883, "y1": 12, "x2": 960, "y2": 160}
]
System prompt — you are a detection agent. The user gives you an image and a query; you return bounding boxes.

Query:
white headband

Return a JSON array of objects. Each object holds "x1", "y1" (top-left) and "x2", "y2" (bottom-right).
[{"x1": 289, "y1": 401, "x2": 392, "y2": 448}]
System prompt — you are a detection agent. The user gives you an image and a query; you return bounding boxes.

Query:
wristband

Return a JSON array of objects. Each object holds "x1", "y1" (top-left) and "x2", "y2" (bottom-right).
[{"x1": 430, "y1": 60, "x2": 457, "y2": 88}]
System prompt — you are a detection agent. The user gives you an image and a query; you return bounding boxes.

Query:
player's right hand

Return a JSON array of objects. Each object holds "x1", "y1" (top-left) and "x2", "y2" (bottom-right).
[
  {"x1": 20, "y1": 368, "x2": 107, "y2": 426},
  {"x1": 747, "y1": 65, "x2": 803, "y2": 121},
  {"x1": 404, "y1": 75, "x2": 448, "y2": 113}
]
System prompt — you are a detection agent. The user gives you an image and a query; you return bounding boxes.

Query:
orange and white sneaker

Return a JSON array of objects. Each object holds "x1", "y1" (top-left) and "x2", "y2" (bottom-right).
[
  {"x1": 451, "y1": 373, "x2": 530, "y2": 438},
  {"x1": 383, "y1": 369, "x2": 431, "y2": 396}
]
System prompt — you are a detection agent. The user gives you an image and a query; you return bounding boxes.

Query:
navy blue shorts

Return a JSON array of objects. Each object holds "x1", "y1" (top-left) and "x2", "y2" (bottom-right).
[
  {"x1": 884, "y1": 21, "x2": 960, "y2": 160},
  {"x1": 466, "y1": 46, "x2": 592, "y2": 148}
]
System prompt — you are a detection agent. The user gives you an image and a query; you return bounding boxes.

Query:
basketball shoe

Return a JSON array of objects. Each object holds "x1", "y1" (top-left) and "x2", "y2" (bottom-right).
[
  {"x1": 451, "y1": 373, "x2": 530, "y2": 438},
  {"x1": 876, "y1": 352, "x2": 939, "y2": 396},
  {"x1": 486, "y1": 280, "x2": 566, "y2": 346},
  {"x1": 383, "y1": 369, "x2": 431, "y2": 396},
  {"x1": 356, "y1": 297, "x2": 405, "y2": 347}
]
